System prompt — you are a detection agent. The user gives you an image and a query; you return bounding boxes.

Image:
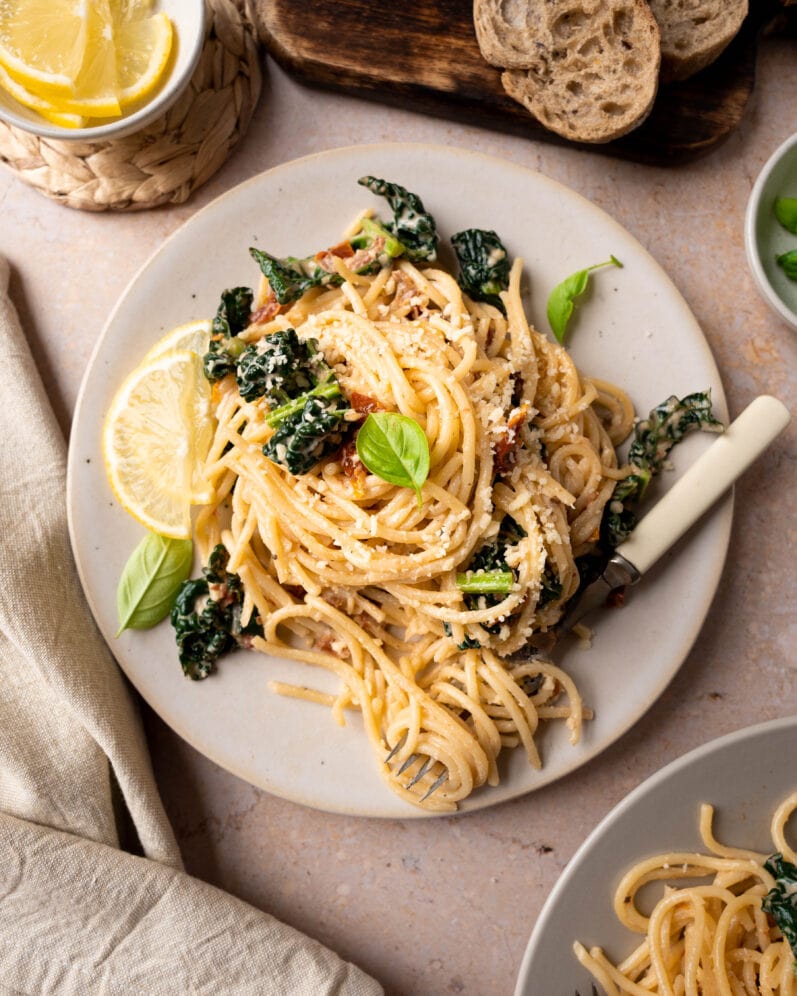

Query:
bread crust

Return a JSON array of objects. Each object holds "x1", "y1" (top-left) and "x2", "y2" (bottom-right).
[
  {"x1": 647, "y1": 0, "x2": 749, "y2": 82},
  {"x1": 485, "y1": 0, "x2": 661, "y2": 143}
]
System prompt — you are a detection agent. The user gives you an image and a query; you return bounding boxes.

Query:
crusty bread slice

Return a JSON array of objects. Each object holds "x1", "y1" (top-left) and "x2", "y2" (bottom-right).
[
  {"x1": 647, "y1": 0, "x2": 748, "y2": 82},
  {"x1": 492, "y1": 0, "x2": 660, "y2": 144},
  {"x1": 473, "y1": 0, "x2": 547, "y2": 69}
]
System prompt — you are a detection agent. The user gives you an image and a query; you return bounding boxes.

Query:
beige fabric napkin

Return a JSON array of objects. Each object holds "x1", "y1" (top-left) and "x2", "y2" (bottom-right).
[{"x1": 0, "y1": 254, "x2": 382, "y2": 995}]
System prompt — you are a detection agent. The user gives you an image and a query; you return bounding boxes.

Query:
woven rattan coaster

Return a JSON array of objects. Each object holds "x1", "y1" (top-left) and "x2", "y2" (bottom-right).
[{"x1": 0, "y1": 0, "x2": 262, "y2": 212}]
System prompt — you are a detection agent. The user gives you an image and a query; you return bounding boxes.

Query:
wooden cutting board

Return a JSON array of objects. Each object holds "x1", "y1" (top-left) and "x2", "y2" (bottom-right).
[{"x1": 255, "y1": 0, "x2": 795, "y2": 166}]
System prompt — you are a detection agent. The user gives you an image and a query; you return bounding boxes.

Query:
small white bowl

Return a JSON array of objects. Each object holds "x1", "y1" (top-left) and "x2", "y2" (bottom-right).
[
  {"x1": 0, "y1": 0, "x2": 205, "y2": 142},
  {"x1": 744, "y1": 131, "x2": 797, "y2": 331}
]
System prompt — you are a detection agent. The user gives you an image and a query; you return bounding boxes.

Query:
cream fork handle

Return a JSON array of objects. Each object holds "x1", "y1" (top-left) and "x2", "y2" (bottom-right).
[{"x1": 615, "y1": 394, "x2": 791, "y2": 577}]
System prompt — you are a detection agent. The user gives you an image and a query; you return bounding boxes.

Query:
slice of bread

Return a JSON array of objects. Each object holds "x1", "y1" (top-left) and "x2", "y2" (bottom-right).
[
  {"x1": 473, "y1": 0, "x2": 547, "y2": 69},
  {"x1": 487, "y1": 0, "x2": 660, "y2": 144},
  {"x1": 647, "y1": 0, "x2": 749, "y2": 82}
]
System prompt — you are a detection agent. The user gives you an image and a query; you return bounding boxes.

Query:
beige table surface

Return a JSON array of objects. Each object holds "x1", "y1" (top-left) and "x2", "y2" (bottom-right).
[{"x1": 2, "y1": 37, "x2": 796, "y2": 996}]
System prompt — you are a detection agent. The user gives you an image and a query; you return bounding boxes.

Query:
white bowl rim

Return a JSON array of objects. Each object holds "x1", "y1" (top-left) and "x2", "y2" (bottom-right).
[
  {"x1": 744, "y1": 129, "x2": 797, "y2": 332},
  {"x1": 0, "y1": 0, "x2": 206, "y2": 142}
]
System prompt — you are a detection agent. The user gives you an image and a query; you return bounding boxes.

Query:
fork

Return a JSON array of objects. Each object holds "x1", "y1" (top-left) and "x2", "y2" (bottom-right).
[{"x1": 385, "y1": 395, "x2": 790, "y2": 799}]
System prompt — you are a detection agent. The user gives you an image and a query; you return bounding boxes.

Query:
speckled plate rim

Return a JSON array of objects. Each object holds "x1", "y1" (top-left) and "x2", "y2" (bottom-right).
[
  {"x1": 515, "y1": 715, "x2": 797, "y2": 993},
  {"x1": 66, "y1": 142, "x2": 731, "y2": 819}
]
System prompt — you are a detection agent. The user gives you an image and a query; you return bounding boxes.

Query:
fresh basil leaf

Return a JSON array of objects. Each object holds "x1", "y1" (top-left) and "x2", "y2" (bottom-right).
[
  {"x1": 547, "y1": 255, "x2": 623, "y2": 343},
  {"x1": 774, "y1": 196, "x2": 797, "y2": 235},
  {"x1": 117, "y1": 532, "x2": 193, "y2": 636},
  {"x1": 776, "y1": 249, "x2": 797, "y2": 281},
  {"x1": 355, "y1": 411, "x2": 430, "y2": 506}
]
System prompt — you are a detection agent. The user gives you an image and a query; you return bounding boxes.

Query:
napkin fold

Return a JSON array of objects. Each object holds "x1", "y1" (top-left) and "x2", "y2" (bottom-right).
[{"x1": 0, "y1": 255, "x2": 382, "y2": 995}]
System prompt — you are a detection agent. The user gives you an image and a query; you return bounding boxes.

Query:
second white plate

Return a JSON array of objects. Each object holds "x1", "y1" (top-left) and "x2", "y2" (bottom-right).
[
  {"x1": 67, "y1": 143, "x2": 730, "y2": 818},
  {"x1": 516, "y1": 716, "x2": 797, "y2": 992}
]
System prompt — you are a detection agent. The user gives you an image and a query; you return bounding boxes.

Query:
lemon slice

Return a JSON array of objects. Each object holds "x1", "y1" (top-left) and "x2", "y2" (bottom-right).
[
  {"x1": 115, "y1": 10, "x2": 173, "y2": 109},
  {"x1": 103, "y1": 349, "x2": 215, "y2": 540},
  {"x1": 58, "y1": 0, "x2": 121, "y2": 117},
  {"x1": 0, "y1": 61, "x2": 86, "y2": 128},
  {"x1": 110, "y1": 0, "x2": 155, "y2": 21},
  {"x1": 142, "y1": 318, "x2": 213, "y2": 364},
  {"x1": 0, "y1": 0, "x2": 89, "y2": 97}
]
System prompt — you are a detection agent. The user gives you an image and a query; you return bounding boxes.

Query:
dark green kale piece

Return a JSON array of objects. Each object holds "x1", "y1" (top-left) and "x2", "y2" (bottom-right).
[
  {"x1": 263, "y1": 387, "x2": 349, "y2": 476},
  {"x1": 236, "y1": 329, "x2": 325, "y2": 405},
  {"x1": 170, "y1": 544, "x2": 263, "y2": 680},
  {"x1": 762, "y1": 853, "x2": 797, "y2": 959},
  {"x1": 603, "y1": 391, "x2": 724, "y2": 548},
  {"x1": 357, "y1": 176, "x2": 438, "y2": 262},
  {"x1": 249, "y1": 247, "x2": 338, "y2": 306},
  {"x1": 455, "y1": 518, "x2": 535, "y2": 633},
  {"x1": 203, "y1": 286, "x2": 254, "y2": 382},
  {"x1": 450, "y1": 229, "x2": 511, "y2": 314}
]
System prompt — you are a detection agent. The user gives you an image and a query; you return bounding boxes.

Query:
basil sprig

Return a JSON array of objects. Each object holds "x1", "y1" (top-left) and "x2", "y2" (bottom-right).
[
  {"x1": 355, "y1": 411, "x2": 430, "y2": 506},
  {"x1": 547, "y1": 255, "x2": 623, "y2": 343},
  {"x1": 116, "y1": 532, "x2": 193, "y2": 635}
]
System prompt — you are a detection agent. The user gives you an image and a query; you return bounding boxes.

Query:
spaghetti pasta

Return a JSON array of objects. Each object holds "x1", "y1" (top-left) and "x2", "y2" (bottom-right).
[
  {"x1": 574, "y1": 792, "x2": 797, "y2": 994},
  {"x1": 189, "y1": 198, "x2": 635, "y2": 812}
]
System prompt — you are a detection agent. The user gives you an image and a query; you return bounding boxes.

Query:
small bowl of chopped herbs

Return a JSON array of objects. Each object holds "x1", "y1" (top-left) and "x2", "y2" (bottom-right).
[{"x1": 745, "y1": 131, "x2": 797, "y2": 331}]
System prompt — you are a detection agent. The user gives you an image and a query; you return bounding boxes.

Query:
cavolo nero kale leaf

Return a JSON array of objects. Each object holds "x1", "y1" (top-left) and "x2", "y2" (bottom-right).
[
  {"x1": 358, "y1": 176, "x2": 438, "y2": 262},
  {"x1": 171, "y1": 544, "x2": 263, "y2": 680},
  {"x1": 603, "y1": 390, "x2": 724, "y2": 548},
  {"x1": 249, "y1": 247, "x2": 339, "y2": 306},
  {"x1": 451, "y1": 229, "x2": 511, "y2": 314},
  {"x1": 762, "y1": 853, "x2": 797, "y2": 959},
  {"x1": 236, "y1": 327, "x2": 349, "y2": 476},
  {"x1": 236, "y1": 328, "x2": 325, "y2": 405},
  {"x1": 203, "y1": 286, "x2": 253, "y2": 382},
  {"x1": 264, "y1": 385, "x2": 349, "y2": 476}
]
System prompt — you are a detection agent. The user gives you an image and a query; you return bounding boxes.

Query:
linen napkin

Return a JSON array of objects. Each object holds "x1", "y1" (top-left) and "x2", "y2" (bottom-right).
[{"x1": 0, "y1": 254, "x2": 382, "y2": 995}]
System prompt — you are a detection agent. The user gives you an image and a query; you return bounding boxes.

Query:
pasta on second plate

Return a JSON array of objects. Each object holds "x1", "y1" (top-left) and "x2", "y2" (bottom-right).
[{"x1": 574, "y1": 791, "x2": 797, "y2": 994}]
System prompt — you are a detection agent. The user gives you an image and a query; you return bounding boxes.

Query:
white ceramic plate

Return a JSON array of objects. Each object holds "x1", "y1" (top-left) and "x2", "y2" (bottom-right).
[
  {"x1": 67, "y1": 143, "x2": 730, "y2": 819},
  {"x1": 515, "y1": 716, "x2": 797, "y2": 993}
]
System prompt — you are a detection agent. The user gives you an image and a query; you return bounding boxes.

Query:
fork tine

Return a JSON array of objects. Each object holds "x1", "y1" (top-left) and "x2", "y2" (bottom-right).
[
  {"x1": 405, "y1": 755, "x2": 434, "y2": 788},
  {"x1": 385, "y1": 733, "x2": 407, "y2": 763},
  {"x1": 397, "y1": 753, "x2": 420, "y2": 775},
  {"x1": 420, "y1": 768, "x2": 448, "y2": 801}
]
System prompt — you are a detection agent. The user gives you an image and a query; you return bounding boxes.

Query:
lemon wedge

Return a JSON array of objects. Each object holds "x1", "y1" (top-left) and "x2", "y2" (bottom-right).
[
  {"x1": 59, "y1": 0, "x2": 121, "y2": 117},
  {"x1": 115, "y1": 10, "x2": 173, "y2": 109},
  {"x1": 0, "y1": 0, "x2": 89, "y2": 97},
  {"x1": 103, "y1": 349, "x2": 215, "y2": 540},
  {"x1": 0, "y1": 61, "x2": 87, "y2": 128},
  {"x1": 142, "y1": 318, "x2": 213, "y2": 363},
  {"x1": 110, "y1": 0, "x2": 156, "y2": 20}
]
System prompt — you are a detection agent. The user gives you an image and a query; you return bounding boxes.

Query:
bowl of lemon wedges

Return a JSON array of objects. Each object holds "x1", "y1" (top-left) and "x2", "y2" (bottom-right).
[{"x1": 0, "y1": 0, "x2": 205, "y2": 140}]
